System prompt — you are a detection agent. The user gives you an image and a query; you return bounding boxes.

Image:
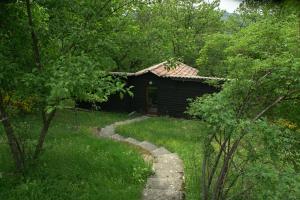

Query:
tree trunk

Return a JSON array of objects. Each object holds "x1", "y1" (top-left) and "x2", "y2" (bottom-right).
[
  {"x1": 297, "y1": 16, "x2": 300, "y2": 114},
  {"x1": 25, "y1": 0, "x2": 57, "y2": 159},
  {"x1": 201, "y1": 150, "x2": 208, "y2": 200},
  {"x1": 25, "y1": 0, "x2": 42, "y2": 70},
  {"x1": 0, "y1": 96, "x2": 24, "y2": 172},
  {"x1": 33, "y1": 110, "x2": 56, "y2": 159}
]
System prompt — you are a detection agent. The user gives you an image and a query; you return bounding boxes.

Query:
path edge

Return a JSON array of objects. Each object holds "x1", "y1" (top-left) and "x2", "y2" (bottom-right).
[{"x1": 97, "y1": 116, "x2": 185, "y2": 200}]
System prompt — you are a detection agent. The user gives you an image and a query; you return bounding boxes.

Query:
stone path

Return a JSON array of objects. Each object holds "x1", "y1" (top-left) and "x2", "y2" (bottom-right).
[{"x1": 97, "y1": 116, "x2": 184, "y2": 200}]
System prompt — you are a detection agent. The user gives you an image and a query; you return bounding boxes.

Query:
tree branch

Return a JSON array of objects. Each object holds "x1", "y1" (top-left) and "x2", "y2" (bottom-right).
[{"x1": 253, "y1": 96, "x2": 285, "y2": 120}]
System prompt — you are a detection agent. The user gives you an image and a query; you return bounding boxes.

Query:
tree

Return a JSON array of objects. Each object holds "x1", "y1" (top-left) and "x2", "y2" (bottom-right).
[
  {"x1": 188, "y1": 10, "x2": 300, "y2": 200},
  {"x1": 0, "y1": 0, "x2": 132, "y2": 172},
  {"x1": 112, "y1": 0, "x2": 224, "y2": 71},
  {"x1": 197, "y1": 33, "x2": 231, "y2": 77}
]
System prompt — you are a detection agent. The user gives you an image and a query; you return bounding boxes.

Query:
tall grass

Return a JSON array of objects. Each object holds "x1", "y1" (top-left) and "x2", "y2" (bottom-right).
[{"x1": 0, "y1": 110, "x2": 151, "y2": 200}]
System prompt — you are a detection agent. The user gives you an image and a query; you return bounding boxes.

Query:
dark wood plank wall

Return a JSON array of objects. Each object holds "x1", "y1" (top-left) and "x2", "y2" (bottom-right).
[
  {"x1": 99, "y1": 72, "x2": 218, "y2": 117},
  {"x1": 129, "y1": 74, "x2": 151, "y2": 113},
  {"x1": 157, "y1": 76, "x2": 217, "y2": 117}
]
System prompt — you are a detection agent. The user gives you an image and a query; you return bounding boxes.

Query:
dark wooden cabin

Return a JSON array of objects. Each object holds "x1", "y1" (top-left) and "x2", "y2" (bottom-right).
[{"x1": 96, "y1": 61, "x2": 224, "y2": 117}]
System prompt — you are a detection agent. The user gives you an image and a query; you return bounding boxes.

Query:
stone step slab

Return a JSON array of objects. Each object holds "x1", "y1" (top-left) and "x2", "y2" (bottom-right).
[
  {"x1": 152, "y1": 147, "x2": 171, "y2": 156},
  {"x1": 143, "y1": 189, "x2": 183, "y2": 200},
  {"x1": 145, "y1": 177, "x2": 182, "y2": 191},
  {"x1": 114, "y1": 116, "x2": 149, "y2": 126},
  {"x1": 125, "y1": 137, "x2": 140, "y2": 145},
  {"x1": 138, "y1": 141, "x2": 158, "y2": 152},
  {"x1": 99, "y1": 125, "x2": 115, "y2": 137},
  {"x1": 110, "y1": 134, "x2": 125, "y2": 141},
  {"x1": 153, "y1": 169, "x2": 184, "y2": 179},
  {"x1": 155, "y1": 154, "x2": 183, "y2": 166},
  {"x1": 153, "y1": 162, "x2": 183, "y2": 173}
]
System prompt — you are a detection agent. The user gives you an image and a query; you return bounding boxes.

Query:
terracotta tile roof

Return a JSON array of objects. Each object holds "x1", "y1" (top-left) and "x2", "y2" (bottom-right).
[
  {"x1": 111, "y1": 61, "x2": 226, "y2": 81},
  {"x1": 135, "y1": 61, "x2": 199, "y2": 77}
]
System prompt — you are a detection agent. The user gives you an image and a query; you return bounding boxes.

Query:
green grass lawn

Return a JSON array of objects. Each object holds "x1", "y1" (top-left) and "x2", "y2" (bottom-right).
[
  {"x1": 116, "y1": 116, "x2": 208, "y2": 200},
  {"x1": 0, "y1": 110, "x2": 151, "y2": 200}
]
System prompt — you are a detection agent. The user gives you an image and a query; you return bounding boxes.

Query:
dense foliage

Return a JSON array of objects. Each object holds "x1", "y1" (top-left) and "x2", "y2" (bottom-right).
[
  {"x1": 188, "y1": 2, "x2": 300, "y2": 199},
  {"x1": 1, "y1": 0, "x2": 299, "y2": 199},
  {"x1": 0, "y1": 0, "x2": 132, "y2": 171}
]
